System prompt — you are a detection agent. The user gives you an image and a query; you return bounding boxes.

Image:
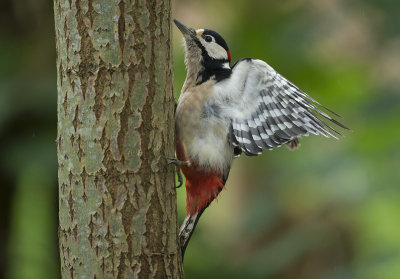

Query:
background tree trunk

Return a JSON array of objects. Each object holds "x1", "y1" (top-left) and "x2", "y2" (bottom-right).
[{"x1": 54, "y1": 0, "x2": 184, "y2": 278}]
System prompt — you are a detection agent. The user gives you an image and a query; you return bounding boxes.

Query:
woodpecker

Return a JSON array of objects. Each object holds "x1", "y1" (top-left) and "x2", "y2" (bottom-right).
[{"x1": 171, "y1": 19, "x2": 349, "y2": 260}]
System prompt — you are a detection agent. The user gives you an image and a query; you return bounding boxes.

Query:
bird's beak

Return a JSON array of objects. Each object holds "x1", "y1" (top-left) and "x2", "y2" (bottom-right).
[{"x1": 174, "y1": 19, "x2": 196, "y2": 39}]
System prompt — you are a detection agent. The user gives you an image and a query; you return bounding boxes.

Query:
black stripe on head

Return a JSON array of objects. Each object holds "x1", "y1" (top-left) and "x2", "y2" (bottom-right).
[{"x1": 202, "y1": 29, "x2": 229, "y2": 52}]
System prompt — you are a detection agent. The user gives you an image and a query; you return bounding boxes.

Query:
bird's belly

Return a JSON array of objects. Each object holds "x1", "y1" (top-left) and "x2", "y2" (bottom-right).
[{"x1": 177, "y1": 117, "x2": 233, "y2": 174}]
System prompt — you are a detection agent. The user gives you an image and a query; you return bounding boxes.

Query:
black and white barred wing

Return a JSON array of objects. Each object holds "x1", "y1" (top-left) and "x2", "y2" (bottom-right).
[{"x1": 221, "y1": 58, "x2": 349, "y2": 156}]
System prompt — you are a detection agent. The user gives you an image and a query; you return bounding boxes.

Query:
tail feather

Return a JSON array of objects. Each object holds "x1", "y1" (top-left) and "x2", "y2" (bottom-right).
[
  {"x1": 179, "y1": 185, "x2": 223, "y2": 260},
  {"x1": 178, "y1": 162, "x2": 229, "y2": 260},
  {"x1": 179, "y1": 210, "x2": 204, "y2": 259},
  {"x1": 179, "y1": 171, "x2": 225, "y2": 260}
]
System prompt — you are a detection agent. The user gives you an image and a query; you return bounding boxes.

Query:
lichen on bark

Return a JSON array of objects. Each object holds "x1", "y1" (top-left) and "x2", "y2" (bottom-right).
[{"x1": 54, "y1": 0, "x2": 183, "y2": 278}]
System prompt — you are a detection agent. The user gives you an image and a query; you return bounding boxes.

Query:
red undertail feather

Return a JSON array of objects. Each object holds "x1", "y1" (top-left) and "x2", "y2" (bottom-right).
[
  {"x1": 185, "y1": 168, "x2": 224, "y2": 216},
  {"x1": 176, "y1": 140, "x2": 224, "y2": 216}
]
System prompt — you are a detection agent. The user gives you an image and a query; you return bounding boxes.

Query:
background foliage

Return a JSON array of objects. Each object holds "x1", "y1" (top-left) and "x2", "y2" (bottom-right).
[{"x1": 1, "y1": 0, "x2": 399, "y2": 278}]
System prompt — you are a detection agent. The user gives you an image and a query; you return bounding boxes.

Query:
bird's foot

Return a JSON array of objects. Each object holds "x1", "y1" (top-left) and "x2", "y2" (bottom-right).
[
  {"x1": 167, "y1": 157, "x2": 189, "y2": 167},
  {"x1": 167, "y1": 158, "x2": 189, "y2": 188}
]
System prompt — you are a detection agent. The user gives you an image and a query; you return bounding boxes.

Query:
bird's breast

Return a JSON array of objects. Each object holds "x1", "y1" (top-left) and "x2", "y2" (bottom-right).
[{"x1": 175, "y1": 85, "x2": 233, "y2": 173}]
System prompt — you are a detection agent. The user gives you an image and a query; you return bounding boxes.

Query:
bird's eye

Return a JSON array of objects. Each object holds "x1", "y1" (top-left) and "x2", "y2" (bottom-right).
[{"x1": 205, "y1": 35, "x2": 213, "y2": 43}]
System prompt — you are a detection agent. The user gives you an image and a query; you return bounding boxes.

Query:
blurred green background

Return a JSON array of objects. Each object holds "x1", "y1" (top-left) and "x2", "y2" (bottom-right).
[{"x1": 1, "y1": 0, "x2": 399, "y2": 278}]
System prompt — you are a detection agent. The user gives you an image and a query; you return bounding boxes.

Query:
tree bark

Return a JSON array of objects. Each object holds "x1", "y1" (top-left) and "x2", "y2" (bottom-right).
[{"x1": 54, "y1": 0, "x2": 184, "y2": 278}]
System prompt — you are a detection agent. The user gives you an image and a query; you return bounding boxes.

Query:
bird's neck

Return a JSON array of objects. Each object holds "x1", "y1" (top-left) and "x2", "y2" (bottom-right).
[
  {"x1": 184, "y1": 60, "x2": 231, "y2": 90},
  {"x1": 199, "y1": 58, "x2": 231, "y2": 84}
]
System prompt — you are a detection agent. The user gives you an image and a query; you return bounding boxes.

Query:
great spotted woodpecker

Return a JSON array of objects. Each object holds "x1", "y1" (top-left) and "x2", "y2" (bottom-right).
[{"x1": 170, "y1": 19, "x2": 349, "y2": 260}]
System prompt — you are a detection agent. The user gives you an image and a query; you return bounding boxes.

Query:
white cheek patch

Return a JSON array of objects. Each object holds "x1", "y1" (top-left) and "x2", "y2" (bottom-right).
[{"x1": 204, "y1": 42, "x2": 228, "y2": 61}]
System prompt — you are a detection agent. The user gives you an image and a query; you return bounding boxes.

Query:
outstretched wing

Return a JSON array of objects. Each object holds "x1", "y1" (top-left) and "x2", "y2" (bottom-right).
[{"x1": 217, "y1": 58, "x2": 349, "y2": 156}]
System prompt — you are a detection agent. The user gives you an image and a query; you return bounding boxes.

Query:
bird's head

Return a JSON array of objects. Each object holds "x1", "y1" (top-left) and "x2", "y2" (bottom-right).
[{"x1": 174, "y1": 19, "x2": 231, "y2": 80}]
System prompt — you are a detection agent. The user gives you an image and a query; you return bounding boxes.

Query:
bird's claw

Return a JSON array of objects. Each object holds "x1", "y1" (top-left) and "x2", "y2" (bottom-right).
[
  {"x1": 175, "y1": 177, "x2": 183, "y2": 189},
  {"x1": 167, "y1": 157, "x2": 188, "y2": 188}
]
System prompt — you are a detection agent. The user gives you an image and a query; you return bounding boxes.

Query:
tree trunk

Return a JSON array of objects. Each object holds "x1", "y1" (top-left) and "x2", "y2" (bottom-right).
[{"x1": 54, "y1": 0, "x2": 184, "y2": 278}]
